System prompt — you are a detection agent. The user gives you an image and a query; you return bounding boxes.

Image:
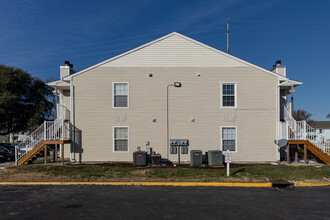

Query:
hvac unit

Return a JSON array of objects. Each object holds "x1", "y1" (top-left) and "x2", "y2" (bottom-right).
[
  {"x1": 151, "y1": 155, "x2": 161, "y2": 167},
  {"x1": 133, "y1": 151, "x2": 147, "y2": 167},
  {"x1": 208, "y1": 150, "x2": 223, "y2": 166},
  {"x1": 190, "y1": 150, "x2": 202, "y2": 167}
]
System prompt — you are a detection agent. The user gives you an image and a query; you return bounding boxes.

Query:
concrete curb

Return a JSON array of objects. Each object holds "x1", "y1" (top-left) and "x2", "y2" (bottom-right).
[
  {"x1": 294, "y1": 182, "x2": 330, "y2": 187},
  {"x1": 0, "y1": 182, "x2": 328, "y2": 187},
  {"x1": 0, "y1": 182, "x2": 271, "y2": 187}
]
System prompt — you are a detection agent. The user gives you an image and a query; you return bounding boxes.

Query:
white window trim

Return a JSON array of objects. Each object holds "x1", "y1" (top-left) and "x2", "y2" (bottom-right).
[
  {"x1": 220, "y1": 82, "x2": 237, "y2": 108},
  {"x1": 112, "y1": 126, "x2": 129, "y2": 153},
  {"x1": 220, "y1": 126, "x2": 237, "y2": 153},
  {"x1": 112, "y1": 82, "x2": 129, "y2": 109}
]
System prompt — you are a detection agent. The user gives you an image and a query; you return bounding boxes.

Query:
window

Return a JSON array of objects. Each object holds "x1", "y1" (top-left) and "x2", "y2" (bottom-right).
[
  {"x1": 319, "y1": 129, "x2": 323, "y2": 134},
  {"x1": 221, "y1": 83, "x2": 236, "y2": 108},
  {"x1": 221, "y1": 127, "x2": 237, "y2": 152},
  {"x1": 113, "y1": 82, "x2": 129, "y2": 108},
  {"x1": 113, "y1": 126, "x2": 129, "y2": 152}
]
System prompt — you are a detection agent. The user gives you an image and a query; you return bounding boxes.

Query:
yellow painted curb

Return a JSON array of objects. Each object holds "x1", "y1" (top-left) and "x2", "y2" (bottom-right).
[
  {"x1": 294, "y1": 182, "x2": 330, "y2": 187},
  {"x1": 0, "y1": 182, "x2": 272, "y2": 187}
]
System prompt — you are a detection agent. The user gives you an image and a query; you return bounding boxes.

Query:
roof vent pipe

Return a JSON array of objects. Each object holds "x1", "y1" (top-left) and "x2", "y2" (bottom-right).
[{"x1": 64, "y1": 61, "x2": 73, "y2": 69}]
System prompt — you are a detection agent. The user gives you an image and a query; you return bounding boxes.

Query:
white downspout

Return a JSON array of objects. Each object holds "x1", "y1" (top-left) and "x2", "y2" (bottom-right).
[
  {"x1": 70, "y1": 78, "x2": 76, "y2": 163},
  {"x1": 276, "y1": 80, "x2": 288, "y2": 161}
]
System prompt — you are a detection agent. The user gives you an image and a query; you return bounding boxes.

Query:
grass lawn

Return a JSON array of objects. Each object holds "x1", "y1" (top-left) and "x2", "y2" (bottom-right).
[{"x1": 1, "y1": 164, "x2": 329, "y2": 182}]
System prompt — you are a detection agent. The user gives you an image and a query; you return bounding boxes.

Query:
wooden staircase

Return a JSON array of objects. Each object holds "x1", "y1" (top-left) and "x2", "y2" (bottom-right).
[
  {"x1": 18, "y1": 140, "x2": 71, "y2": 166},
  {"x1": 288, "y1": 140, "x2": 330, "y2": 165},
  {"x1": 283, "y1": 104, "x2": 329, "y2": 165},
  {"x1": 16, "y1": 120, "x2": 71, "y2": 166}
]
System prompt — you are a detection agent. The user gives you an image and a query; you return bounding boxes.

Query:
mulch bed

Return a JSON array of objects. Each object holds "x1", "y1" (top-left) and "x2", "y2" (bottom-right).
[{"x1": 69, "y1": 162, "x2": 276, "y2": 169}]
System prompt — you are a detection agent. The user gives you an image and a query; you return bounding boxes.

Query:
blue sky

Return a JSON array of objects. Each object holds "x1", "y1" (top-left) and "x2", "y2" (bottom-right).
[{"x1": 0, "y1": 0, "x2": 329, "y2": 120}]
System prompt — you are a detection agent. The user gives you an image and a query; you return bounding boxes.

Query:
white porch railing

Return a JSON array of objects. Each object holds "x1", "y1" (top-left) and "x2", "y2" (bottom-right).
[
  {"x1": 283, "y1": 104, "x2": 330, "y2": 155},
  {"x1": 15, "y1": 120, "x2": 71, "y2": 163},
  {"x1": 57, "y1": 104, "x2": 70, "y2": 121}
]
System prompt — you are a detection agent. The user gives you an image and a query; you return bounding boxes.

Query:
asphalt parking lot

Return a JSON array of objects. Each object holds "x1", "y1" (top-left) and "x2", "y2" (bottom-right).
[{"x1": 0, "y1": 185, "x2": 329, "y2": 219}]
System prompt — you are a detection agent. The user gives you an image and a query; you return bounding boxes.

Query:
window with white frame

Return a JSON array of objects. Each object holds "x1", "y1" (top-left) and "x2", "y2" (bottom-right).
[
  {"x1": 113, "y1": 83, "x2": 128, "y2": 108},
  {"x1": 221, "y1": 83, "x2": 236, "y2": 107},
  {"x1": 221, "y1": 127, "x2": 236, "y2": 152},
  {"x1": 113, "y1": 127, "x2": 129, "y2": 152}
]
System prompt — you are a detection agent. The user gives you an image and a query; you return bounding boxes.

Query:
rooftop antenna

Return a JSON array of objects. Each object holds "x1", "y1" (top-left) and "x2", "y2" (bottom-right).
[{"x1": 227, "y1": 18, "x2": 230, "y2": 54}]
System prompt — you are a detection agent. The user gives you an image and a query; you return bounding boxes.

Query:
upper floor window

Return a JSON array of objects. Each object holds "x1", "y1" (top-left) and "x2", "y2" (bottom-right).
[
  {"x1": 113, "y1": 82, "x2": 129, "y2": 108},
  {"x1": 221, "y1": 83, "x2": 237, "y2": 108}
]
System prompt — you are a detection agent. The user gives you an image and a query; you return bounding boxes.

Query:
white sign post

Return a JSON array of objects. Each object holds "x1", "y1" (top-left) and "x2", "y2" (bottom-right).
[{"x1": 225, "y1": 150, "x2": 232, "y2": 176}]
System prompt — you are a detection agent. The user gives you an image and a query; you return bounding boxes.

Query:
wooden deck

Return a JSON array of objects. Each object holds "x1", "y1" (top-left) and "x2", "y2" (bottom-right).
[
  {"x1": 18, "y1": 140, "x2": 71, "y2": 166},
  {"x1": 288, "y1": 140, "x2": 330, "y2": 165}
]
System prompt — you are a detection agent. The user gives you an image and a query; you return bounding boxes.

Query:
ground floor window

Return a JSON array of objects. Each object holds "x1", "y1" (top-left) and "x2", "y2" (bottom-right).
[
  {"x1": 221, "y1": 127, "x2": 237, "y2": 152},
  {"x1": 113, "y1": 126, "x2": 129, "y2": 152}
]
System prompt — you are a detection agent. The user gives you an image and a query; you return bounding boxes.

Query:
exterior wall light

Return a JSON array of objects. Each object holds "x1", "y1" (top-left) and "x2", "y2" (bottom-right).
[
  {"x1": 166, "y1": 81, "x2": 182, "y2": 159},
  {"x1": 174, "y1": 82, "x2": 182, "y2": 87}
]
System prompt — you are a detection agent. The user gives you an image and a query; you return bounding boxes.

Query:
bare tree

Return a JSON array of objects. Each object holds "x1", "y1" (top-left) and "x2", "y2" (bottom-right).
[{"x1": 292, "y1": 109, "x2": 315, "y2": 126}]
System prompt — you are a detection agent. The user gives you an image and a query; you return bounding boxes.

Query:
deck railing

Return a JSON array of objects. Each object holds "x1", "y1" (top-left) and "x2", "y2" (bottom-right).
[
  {"x1": 15, "y1": 120, "x2": 71, "y2": 164},
  {"x1": 284, "y1": 104, "x2": 330, "y2": 155}
]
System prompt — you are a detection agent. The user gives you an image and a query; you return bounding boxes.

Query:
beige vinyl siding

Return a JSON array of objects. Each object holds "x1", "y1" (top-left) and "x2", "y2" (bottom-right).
[
  {"x1": 101, "y1": 35, "x2": 248, "y2": 68},
  {"x1": 72, "y1": 66, "x2": 278, "y2": 162},
  {"x1": 61, "y1": 93, "x2": 71, "y2": 111}
]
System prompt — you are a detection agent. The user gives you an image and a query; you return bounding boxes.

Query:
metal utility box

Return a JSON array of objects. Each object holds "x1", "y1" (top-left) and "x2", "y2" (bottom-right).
[
  {"x1": 146, "y1": 147, "x2": 152, "y2": 164},
  {"x1": 181, "y1": 146, "x2": 188, "y2": 154},
  {"x1": 208, "y1": 150, "x2": 223, "y2": 166},
  {"x1": 202, "y1": 152, "x2": 208, "y2": 164},
  {"x1": 146, "y1": 147, "x2": 152, "y2": 155},
  {"x1": 190, "y1": 150, "x2": 202, "y2": 167},
  {"x1": 170, "y1": 139, "x2": 189, "y2": 146},
  {"x1": 170, "y1": 146, "x2": 177, "y2": 154},
  {"x1": 133, "y1": 151, "x2": 147, "y2": 167},
  {"x1": 151, "y1": 155, "x2": 161, "y2": 167},
  {"x1": 170, "y1": 139, "x2": 189, "y2": 164}
]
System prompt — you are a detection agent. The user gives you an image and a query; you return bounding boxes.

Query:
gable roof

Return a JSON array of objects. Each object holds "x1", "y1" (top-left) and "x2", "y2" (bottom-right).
[
  {"x1": 313, "y1": 121, "x2": 330, "y2": 129},
  {"x1": 63, "y1": 32, "x2": 289, "y2": 81}
]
